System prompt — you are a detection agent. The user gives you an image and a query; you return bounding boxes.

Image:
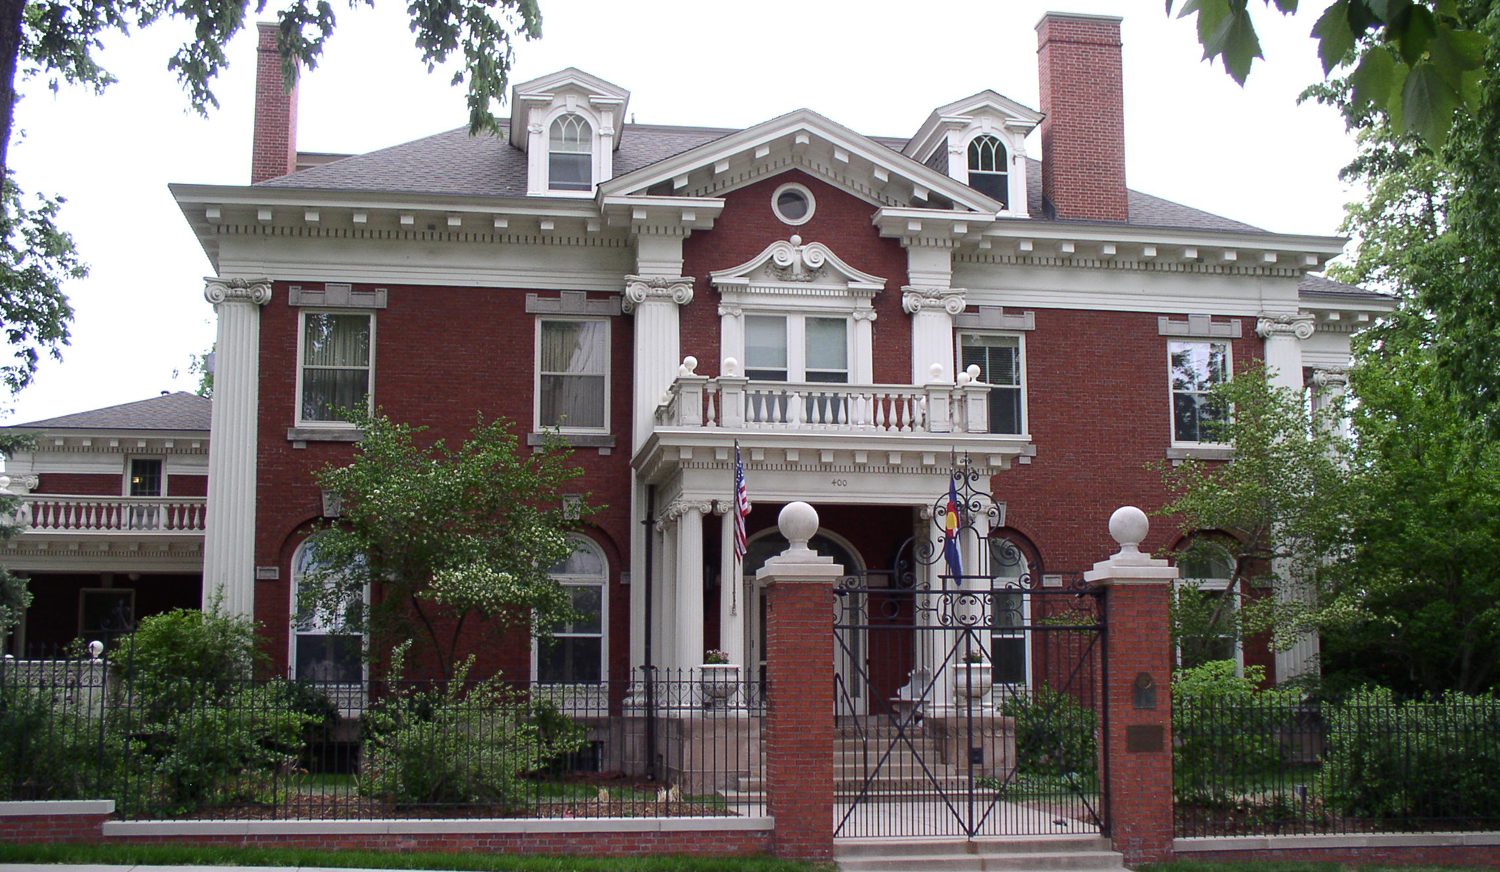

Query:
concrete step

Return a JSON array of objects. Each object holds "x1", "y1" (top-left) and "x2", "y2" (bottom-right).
[{"x1": 836, "y1": 836, "x2": 1125, "y2": 872}]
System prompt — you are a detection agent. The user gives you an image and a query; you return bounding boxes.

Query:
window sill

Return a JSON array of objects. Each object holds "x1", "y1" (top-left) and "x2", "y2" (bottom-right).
[
  {"x1": 288, "y1": 426, "x2": 364, "y2": 447},
  {"x1": 527, "y1": 432, "x2": 615, "y2": 454},
  {"x1": 1167, "y1": 445, "x2": 1234, "y2": 464}
]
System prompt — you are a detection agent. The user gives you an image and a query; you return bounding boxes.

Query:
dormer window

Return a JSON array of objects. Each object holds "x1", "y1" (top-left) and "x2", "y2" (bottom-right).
[
  {"x1": 967, "y1": 136, "x2": 1009, "y2": 208},
  {"x1": 549, "y1": 114, "x2": 593, "y2": 191}
]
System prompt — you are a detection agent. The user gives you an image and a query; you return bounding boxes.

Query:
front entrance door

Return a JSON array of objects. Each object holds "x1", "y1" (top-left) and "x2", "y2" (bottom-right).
[{"x1": 744, "y1": 530, "x2": 865, "y2": 713}]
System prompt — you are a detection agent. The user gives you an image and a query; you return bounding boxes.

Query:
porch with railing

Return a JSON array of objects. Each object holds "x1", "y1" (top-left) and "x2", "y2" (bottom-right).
[
  {"x1": 15, "y1": 495, "x2": 207, "y2": 534},
  {"x1": 654, "y1": 359, "x2": 996, "y2": 435}
]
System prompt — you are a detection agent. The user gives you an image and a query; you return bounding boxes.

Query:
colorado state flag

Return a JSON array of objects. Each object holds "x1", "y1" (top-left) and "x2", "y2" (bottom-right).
[{"x1": 943, "y1": 476, "x2": 963, "y2": 581}]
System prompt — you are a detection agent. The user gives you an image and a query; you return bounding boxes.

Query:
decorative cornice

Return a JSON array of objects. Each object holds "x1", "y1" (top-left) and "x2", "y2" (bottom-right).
[
  {"x1": 204, "y1": 277, "x2": 272, "y2": 306},
  {"x1": 711, "y1": 235, "x2": 886, "y2": 294},
  {"x1": 901, "y1": 286, "x2": 968, "y2": 316},
  {"x1": 1256, "y1": 312, "x2": 1316, "y2": 341},
  {"x1": 623, "y1": 276, "x2": 694, "y2": 313}
]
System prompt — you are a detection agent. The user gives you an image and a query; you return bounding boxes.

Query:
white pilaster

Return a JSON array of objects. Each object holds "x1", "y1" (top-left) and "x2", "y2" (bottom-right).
[
  {"x1": 674, "y1": 502, "x2": 708, "y2": 672},
  {"x1": 852, "y1": 309, "x2": 877, "y2": 383},
  {"x1": 1257, "y1": 312, "x2": 1320, "y2": 684},
  {"x1": 202, "y1": 277, "x2": 272, "y2": 618},
  {"x1": 717, "y1": 504, "x2": 747, "y2": 666},
  {"x1": 625, "y1": 275, "x2": 693, "y2": 452},
  {"x1": 903, "y1": 287, "x2": 967, "y2": 385}
]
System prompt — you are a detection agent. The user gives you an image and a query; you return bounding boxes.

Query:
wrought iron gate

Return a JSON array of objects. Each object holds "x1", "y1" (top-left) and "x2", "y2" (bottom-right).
[{"x1": 831, "y1": 467, "x2": 1108, "y2": 838}]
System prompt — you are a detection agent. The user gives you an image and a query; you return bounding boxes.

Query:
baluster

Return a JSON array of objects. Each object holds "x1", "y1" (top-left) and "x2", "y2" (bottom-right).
[
  {"x1": 705, "y1": 386, "x2": 718, "y2": 428},
  {"x1": 813, "y1": 392, "x2": 827, "y2": 427},
  {"x1": 836, "y1": 391, "x2": 849, "y2": 428},
  {"x1": 914, "y1": 393, "x2": 928, "y2": 432},
  {"x1": 788, "y1": 391, "x2": 802, "y2": 428},
  {"x1": 875, "y1": 393, "x2": 887, "y2": 431},
  {"x1": 751, "y1": 392, "x2": 764, "y2": 425},
  {"x1": 899, "y1": 396, "x2": 912, "y2": 433}
]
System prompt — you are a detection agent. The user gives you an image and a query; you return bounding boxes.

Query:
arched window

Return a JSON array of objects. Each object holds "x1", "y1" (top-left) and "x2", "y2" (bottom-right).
[
  {"x1": 967, "y1": 135, "x2": 1010, "y2": 208},
  {"x1": 1175, "y1": 540, "x2": 1240, "y2": 670},
  {"x1": 536, "y1": 535, "x2": 607, "y2": 685},
  {"x1": 291, "y1": 534, "x2": 365, "y2": 684},
  {"x1": 988, "y1": 536, "x2": 1031, "y2": 685},
  {"x1": 548, "y1": 114, "x2": 593, "y2": 192}
]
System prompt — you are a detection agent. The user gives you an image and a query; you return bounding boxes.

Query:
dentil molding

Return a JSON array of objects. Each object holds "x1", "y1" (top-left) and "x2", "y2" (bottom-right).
[
  {"x1": 204, "y1": 277, "x2": 272, "y2": 306},
  {"x1": 901, "y1": 286, "x2": 968, "y2": 316},
  {"x1": 623, "y1": 275, "x2": 694, "y2": 313},
  {"x1": 1256, "y1": 312, "x2": 1316, "y2": 341}
]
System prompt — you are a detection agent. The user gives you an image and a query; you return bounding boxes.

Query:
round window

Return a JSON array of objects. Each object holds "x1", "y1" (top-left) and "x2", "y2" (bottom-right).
[{"x1": 772, "y1": 183, "x2": 815, "y2": 226}]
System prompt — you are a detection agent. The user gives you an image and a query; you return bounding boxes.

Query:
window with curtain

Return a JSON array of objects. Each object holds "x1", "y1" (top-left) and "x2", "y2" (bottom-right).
[
  {"x1": 536, "y1": 537, "x2": 607, "y2": 685},
  {"x1": 549, "y1": 114, "x2": 593, "y2": 191},
  {"x1": 960, "y1": 333, "x2": 1024, "y2": 435},
  {"x1": 300, "y1": 312, "x2": 373, "y2": 423},
  {"x1": 967, "y1": 135, "x2": 1010, "y2": 208},
  {"x1": 538, "y1": 319, "x2": 608, "y2": 430},
  {"x1": 1169, "y1": 340, "x2": 1230, "y2": 443},
  {"x1": 292, "y1": 535, "x2": 365, "y2": 684}
]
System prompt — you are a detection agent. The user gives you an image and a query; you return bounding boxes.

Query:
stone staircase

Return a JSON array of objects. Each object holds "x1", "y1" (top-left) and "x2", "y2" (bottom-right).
[{"x1": 835, "y1": 835, "x2": 1128, "y2": 872}]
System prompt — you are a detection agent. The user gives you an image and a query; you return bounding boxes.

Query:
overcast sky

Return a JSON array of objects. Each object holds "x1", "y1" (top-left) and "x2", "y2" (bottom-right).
[{"x1": 5, "y1": 0, "x2": 1360, "y2": 426}]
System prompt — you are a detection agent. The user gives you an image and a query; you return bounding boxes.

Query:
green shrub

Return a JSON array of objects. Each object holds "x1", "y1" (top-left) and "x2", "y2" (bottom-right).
[
  {"x1": 360, "y1": 655, "x2": 586, "y2": 809},
  {"x1": 1001, "y1": 687, "x2": 1097, "y2": 778},
  {"x1": 1172, "y1": 661, "x2": 1299, "y2": 807},
  {"x1": 0, "y1": 679, "x2": 129, "y2": 800},
  {"x1": 1323, "y1": 686, "x2": 1500, "y2": 821}
]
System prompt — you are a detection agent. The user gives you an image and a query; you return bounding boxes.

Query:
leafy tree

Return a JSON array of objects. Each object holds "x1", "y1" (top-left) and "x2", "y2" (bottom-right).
[
  {"x1": 0, "y1": 173, "x2": 78, "y2": 396},
  {"x1": 0, "y1": 431, "x2": 35, "y2": 653},
  {"x1": 0, "y1": 0, "x2": 543, "y2": 181},
  {"x1": 1157, "y1": 361, "x2": 1353, "y2": 655},
  {"x1": 303, "y1": 412, "x2": 591, "y2": 679},
  {"x1": 1167, "y1": 0, "x2": 1487, "y2": 147}
]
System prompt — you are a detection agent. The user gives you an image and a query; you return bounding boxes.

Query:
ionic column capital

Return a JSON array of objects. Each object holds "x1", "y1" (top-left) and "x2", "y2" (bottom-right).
[
  {"x1": 901, "y1": 286, "x2": 967, "y2": 316},
  {"x1": 1255, "y1": 312, "x2": 1316, "y2": 341},
  {"x1": 623, "y1": 275, "x2": 694, "y2": 313},
  {"x1": 1311, "y1": 367, "x2": 1349, "y2": 390},
  {"x1": 204, "y1": 277, "x2": 273, "y2": 307}
]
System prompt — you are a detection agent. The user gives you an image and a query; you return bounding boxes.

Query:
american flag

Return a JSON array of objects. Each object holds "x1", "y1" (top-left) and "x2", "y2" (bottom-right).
[{"x1": 733, "y1": 442, "x2": 750, "y2": 561}]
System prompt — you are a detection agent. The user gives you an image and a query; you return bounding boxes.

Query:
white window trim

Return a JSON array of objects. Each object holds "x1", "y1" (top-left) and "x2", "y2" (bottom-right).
[
  {"x1": 957, "y1": 331, "x2": 1029, "y2": 437},
  {"x1": 987, "y1": 537, "x2": 1033, "y2": 690},
  {"x1": 1174, "y1": 541, "x2": 1244, "y2": 673},
  {"x1": 537, "y1": 104, "x2": 606, "y2": 198},
  {"x1": 745, "y1": 313, "x2": 853, "y2": 384},
  {"x1": 771, "y1": 182, "x2": 816, "y2": 226},
  {"x1": 288, "y1": 535, "x2": 371, "y2": 691},
  {"x1": 122, "y1": 456, "x2": 167, "y2": 497},
  {"x1": 1168, "y1": 339, "x2": 1233, "y2": 448},
  {"x1": 532, "y1": 534, "x2": 609, "y2": 689},
  {"x1": 294, "y1": 309, "x2": 376, "y2": 429},
  {"x1": 534, "y1": 316, "x2": 612, "y2": 435},
  {"x1": 953, "y1": 124, "x2": 1028, "y2": 216}
]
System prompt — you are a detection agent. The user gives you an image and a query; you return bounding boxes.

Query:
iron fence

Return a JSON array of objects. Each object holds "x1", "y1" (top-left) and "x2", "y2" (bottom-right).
[
  {"x1": 1, "y1": 650, "x2": 764, "y2": 821},
  {"x1": 1175, "y1": 692, "x2": 1500, "y2": 837}
]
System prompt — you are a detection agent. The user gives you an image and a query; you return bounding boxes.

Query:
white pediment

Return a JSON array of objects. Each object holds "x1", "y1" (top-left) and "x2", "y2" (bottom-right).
[{"x1": 710, "y1": 235, "x2": 886, "y2": 300}]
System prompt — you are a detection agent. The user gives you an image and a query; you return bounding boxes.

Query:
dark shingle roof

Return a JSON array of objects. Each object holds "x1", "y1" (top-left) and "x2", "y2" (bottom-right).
[
  {"x1": 10, "y1": 392, "x2": 212, "y2": 432},
  {"x1": 1298, "y1": 273, "x2": 1392, "y2": 301},
  {"x1": 260, "y1": 121, "x2": 1264, "y2": 234}
]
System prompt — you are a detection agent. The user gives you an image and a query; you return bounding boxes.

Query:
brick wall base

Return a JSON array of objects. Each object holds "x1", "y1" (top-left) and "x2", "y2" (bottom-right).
[
  {"x1": 0, "y1": 801, "x2": 113, "y2": 844},
  {"x1": 107, "y1": 829, "x2": 769, "y2": 856},
  {"x1": 1176, "y1": 834, "x2": 1500, "y2": 867}
]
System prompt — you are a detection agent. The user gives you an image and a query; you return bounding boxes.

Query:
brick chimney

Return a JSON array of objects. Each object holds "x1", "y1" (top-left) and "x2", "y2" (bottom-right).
[
  {"x1": 1036, "y1": 12, "x2": 1128, "y2": 222},
  {"x1": 251, "y1": 21, "x2": 298, "y2": 183}
]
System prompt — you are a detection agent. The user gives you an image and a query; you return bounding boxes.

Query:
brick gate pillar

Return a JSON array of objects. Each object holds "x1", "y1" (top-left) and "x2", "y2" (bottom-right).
[
  {"x1": 759, "y1": 501, "x2": 843, "y2": 861},
  {"x1": 1084, "y1": 506, "x2": 1179, "y2": 865}
]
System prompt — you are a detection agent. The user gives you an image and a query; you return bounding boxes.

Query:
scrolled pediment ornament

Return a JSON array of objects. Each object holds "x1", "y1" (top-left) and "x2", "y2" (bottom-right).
[
  {"x1": 204, "y1": 277, "x2": 272, "y2": 307},
  {"x1": 768, "y1": 234, "x2": 827, "y2": 282},
  {"x1": 901, "y1": 286, "x2": 967, "y2": 316},
  {"x1": 623, "y1": 275, "x2": 694, "y2": 313},
  {"x1": 1256, "y1": 312, "x2": 1316, "y2": 341}
]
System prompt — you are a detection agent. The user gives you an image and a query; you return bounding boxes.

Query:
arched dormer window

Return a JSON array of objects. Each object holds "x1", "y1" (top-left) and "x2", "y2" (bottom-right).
[
  {"x1": 967, "y1": 135, "x2": 1010, "y2": 209},
  {"x1": 549, "y1": 114, "x2": 593, "y2": 192}
]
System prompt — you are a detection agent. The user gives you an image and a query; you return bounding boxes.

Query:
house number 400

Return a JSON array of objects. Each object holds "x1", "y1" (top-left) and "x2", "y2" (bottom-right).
[{"x1": 831, "y1": 479, "x2": 848, "y2": 487}]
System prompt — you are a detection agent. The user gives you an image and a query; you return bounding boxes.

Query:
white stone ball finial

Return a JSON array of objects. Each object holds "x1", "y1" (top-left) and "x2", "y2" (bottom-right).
[
  {"x1": 929, "y1": 363, "x2": 945, "y2": 382},
  {"x1": 87, "y1": 640, "x2": 104, "y2": 661},
  {"x1": 1108, "y1": 506, "x2": 1149, "y2": 558},
  {"x1": 966, "y1": 364, "x2": 982, "y2": 383},
  {"x1": 778, "y1": 501, "x2": 820, "y2": 558},
  {"x1": 723, "y1": 357, "x2": 741, "y2": 378},
  {"x1": 679, "y1": 355, "x2": 699, "y2": 376}
]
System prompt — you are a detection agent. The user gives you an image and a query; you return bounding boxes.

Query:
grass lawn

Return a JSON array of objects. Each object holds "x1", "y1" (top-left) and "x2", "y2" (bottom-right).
[
  {"x1": 1140, "y1": 858, "x2": 1494, "y2": 864},
  {"x1": 0, "y1": 842, "x2": 831, "y2": 872}
]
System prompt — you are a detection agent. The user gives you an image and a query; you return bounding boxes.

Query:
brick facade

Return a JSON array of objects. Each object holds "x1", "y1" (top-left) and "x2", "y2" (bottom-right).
[
  {"x1": 1036, "y1": 13, "x2": 1128, "y2": 221},
  {"x1": 251, "y1": 22, "x2": 297, "y2": 184}
]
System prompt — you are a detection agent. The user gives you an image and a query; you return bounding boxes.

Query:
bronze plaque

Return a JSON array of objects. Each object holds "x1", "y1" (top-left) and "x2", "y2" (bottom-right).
[{"x1": 1125, "y1": 724, "x2": 1165, "y2": 753}]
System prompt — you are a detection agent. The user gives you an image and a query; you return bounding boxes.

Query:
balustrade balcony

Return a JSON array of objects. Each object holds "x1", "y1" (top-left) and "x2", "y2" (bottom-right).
[
  {"x1": 14, "y1": 495, "x2": 207, "y2": 535},
  {"x1": 654, "y1": 360, "x2": 995, "y2": 435}
]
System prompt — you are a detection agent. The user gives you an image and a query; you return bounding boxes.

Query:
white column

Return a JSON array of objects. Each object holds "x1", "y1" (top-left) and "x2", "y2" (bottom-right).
[
  {"x1": 903, "y1": 287, "x2": 967, "y2": 386},
  {"x1": 1257, "y1": 313, "x2": 1319, "y2": 684},
  {"x1": 1312, "y1": 368, "x2": 1350, "y2": 438},
  {"x1": 628, "y1": 487, "x2": 648, "y2": 673},
  {"x1": 656, "y1": 519, "x2": 678, "y2": 672},
  {"x1": 675, "y1": 502, "x2": 708, "y2": 672},
  {"x1": 202, "y1": 277, "x2": 271, "y2": 619},
  {"x1": 718, "y1": 505, "x2": 747, "y2": 666},
  {"x1": 625, "y1": 275, "x2": 693, "y2": 452}
]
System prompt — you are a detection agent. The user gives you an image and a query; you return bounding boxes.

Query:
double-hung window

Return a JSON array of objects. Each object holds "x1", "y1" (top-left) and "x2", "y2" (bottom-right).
[
  {"x1": 989, "y1": 537, "x2": 1030, "y2": 686},
  {"x1": 959, "y1": 333, "x2": 1026, "y2": 435},
  {"x1": 299, "y1": 312, "x2": 373, "y2": 424},
  {"x1": 549, "y1": 114, "x2": 593, "y2": 192},
  {"x1": 536, "y1": 537, "x2": 607, "y2": 685},
  {"x1": 1174, "y1": 542, "x2": 1240, "y2": 670},
  {"x1": 744, "y1": 315, "x2": 849, "y2": 383},
  {"x1": 291, "y1": 535, "x2": 366, "y2": 685},
  {"x1": 537, "y1": 319, "x2": 609, "y2": 432},
  {"x1": 967, "y1": 135, "x2": 1010, "y2": 209},
  {"x1": 1169, "y1": 340, "x2": 1230, "y2": 444}
]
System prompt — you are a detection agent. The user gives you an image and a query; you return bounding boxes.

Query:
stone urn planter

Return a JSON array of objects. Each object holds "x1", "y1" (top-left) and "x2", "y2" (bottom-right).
[
  {"x1": 699, "y1": 663, "x2": 740, "y2": 708},
  {"x1": 952, "y1": 661, "x2": 993, "y2": 701}
]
